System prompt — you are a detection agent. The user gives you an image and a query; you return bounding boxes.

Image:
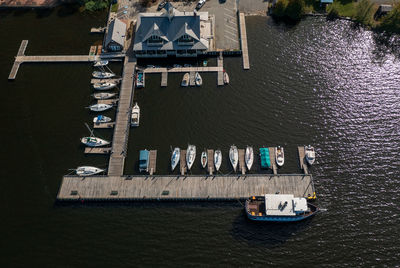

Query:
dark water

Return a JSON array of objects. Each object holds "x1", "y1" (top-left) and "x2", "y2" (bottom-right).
[{"x1": 1, "y1": 8, "x2": 400, "y2": 266}]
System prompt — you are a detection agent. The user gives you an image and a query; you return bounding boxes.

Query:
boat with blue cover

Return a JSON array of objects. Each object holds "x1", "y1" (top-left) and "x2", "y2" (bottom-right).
[
  {"x1": 259, "y1": 147, "x2": 271, "y2": 169},
  {"x1": 136, "y1": 72, "x2": 145, "y2": 88},
  {"x1": 245, "y1": 194, "x2": 319, "y2": 222},
  {"x1": 139, "y1": 149, "x2": 150, "y2": 172}
]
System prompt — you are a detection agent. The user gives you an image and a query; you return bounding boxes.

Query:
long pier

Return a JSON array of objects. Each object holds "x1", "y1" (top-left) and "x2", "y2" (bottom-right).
[
  {"x1": 57, "y1": 174, "x2": 316, "y2": 201},
  {"x1": 239, "y1": 13, "x2": 250, "y2": 70}
]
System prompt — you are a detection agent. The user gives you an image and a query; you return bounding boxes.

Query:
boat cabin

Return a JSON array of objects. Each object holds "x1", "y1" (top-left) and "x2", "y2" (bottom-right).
[
  {"x1": 139, "y1": 149, "x2": 150, "y2": 172},
  {"x1": 247, "y1": 194, "x2": 308, "y2": 217}
]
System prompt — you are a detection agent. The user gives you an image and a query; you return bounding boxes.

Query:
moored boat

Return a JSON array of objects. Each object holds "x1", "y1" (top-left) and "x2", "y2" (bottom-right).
[
  {"x1": 80, "y1": 136, "x2": 110, "y2": 147},
  {"x1": 92, "y1": 92, "x2": 116, "y2": 100},
  {"x1": 223, "y1": 70, "x2": 229, "y2": 84},
  {"x1": 139, "y1": 149, "x2": 150, "y2": 172},
  {"x1": 92, "y1": 71, "x2": 115, "y2": 79},
  {"x1": 76, "y1": 166, "x2": 105, "y2": 176},
  {"x1": 181, "y1": 73, "x2": 189, "y2": 87},
  {"x1": 195, "y1": 72, "x2": 202, "y2": 86},
  {"x1": 93, "y1": 60, "x2": 108, "y2": 67},
  {"x1": 201, "y1": 151, "x2": 207, "y2": 168},
  {"x1": 131, "y1": 102, "x2": 140, "y2": 127},
  {"x1": 93, "y1": 82, "x2": 116, "y2": 90},
  {"x1": 93, "y1": 115, "x2": 111, "y2": 124},
  {"x1": 173, "y1": 64, "x2": 182, "y2": 68},
  {"x1": 136, "y1": 72, "x2": 145, "y2": 88},
  {"x1": 186, "y1": 144, "x2": 196, "y2": 170},
  {"x1": 259, "y1": 147, "x2": 271, "y2": 169},
  {"x1": 171, "y1": 147, "x2": 180, "y2": 171},
  {"x1": 245, "y1": 146, "x2": 254, "y2": 171},
  {"x1": 88, "y1": 103, "x2": 113, "y2": 112},
  {"x1": 229, "y1": 145, "x2": 238, "y2": 172},
  {"x1": 305, "y1": 145, "x2": 315, "y2": 165},
  {"x1": 214, "y1": 150, "x2": 222, "y2": 171},
  {"x1": 275, "y1": 146, "x2": 285, "y2": 167},
  {"x1": 245, "y1": 194, "x2": 319, "y2": 222}
]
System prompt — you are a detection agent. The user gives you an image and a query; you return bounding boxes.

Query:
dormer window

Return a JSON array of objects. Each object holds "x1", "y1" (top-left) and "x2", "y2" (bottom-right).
[
  {"x1": 147, "y1": 35, "x2": 163, "y2": 46},
  {"x1": 178, "y1": 34, "x2": 194, "y2": 45}
]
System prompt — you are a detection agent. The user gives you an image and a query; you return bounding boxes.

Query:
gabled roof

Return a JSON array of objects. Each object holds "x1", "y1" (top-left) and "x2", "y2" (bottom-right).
[
  {"x1": 173, "y1": 22, "x2": 199, "y2": 41},
  {"x1": 105, "y1": 18, "x2": 127, "y2": 47},
  {"x1": 142, "y1": 23, "x2": 168, "y2": 42}
]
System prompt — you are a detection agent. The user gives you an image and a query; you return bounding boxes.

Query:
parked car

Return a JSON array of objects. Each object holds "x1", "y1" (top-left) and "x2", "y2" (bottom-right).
[
  {"x1": 157, "y1": 0, "x2": 166, "y2": 10},
  {"x1": 195, "y1": 0, "x2": 206, "y2": 10}
]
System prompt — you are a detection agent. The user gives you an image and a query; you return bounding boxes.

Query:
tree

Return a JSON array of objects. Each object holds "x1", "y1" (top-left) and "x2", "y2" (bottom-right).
[
  {"x1": 273, "y1": 0, "x2": 288, "y2": 18},
  {"x1": 285, "y1": 0, "x2": 305, "y2": 21},
  {"x1": 354, "y1": 0, "x2": 374, "y2": 26},
  {"x1": 327, "y1": 2, "x2": 340, "y2": 20},
  {"x1": 379, "y1": 2, "x2": 400, "y2": 34}
]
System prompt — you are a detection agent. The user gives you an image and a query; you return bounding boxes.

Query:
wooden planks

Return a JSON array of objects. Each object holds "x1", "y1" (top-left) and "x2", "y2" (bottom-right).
[
  {"x1": 91, "y1": 78, "x2": 122, "y2": 84},
  {"x1": 148, "y1": 150, "x2": 157, "y2": 175},
  {"x1": 189, "y1": 71, "x2": 195, "y2": 86},
  {"x1": 8, "y1": 40, "x2": 28, "y2": 80},
  {"x1": 84, "y1": 147, "x2": 111, "y2": 154},
  {"x1": 97, "y1": 99, "x2": 118, "y2": 105},
  {"x1": 161, "y1": 72, "x2": 167, "y2": 87},
  {"x1": 57, "y1": 174, "x2": 315, "y2": 201},
  {"x1": 297, "y1": 146, "x2": 308, "y2": 174},
  {"x1": 15, "y1": 55, "x2": 98, "y2": 62},
  {"x1": 217, "y1": 52, "x2": 224, "y2": 86},
  {"x1": 239, "y1": 13, "x2": 250, "y2": 70},
  {"x1": 143, "y1": 66, "x2": 223, "y2": 73},
  {"x1": 93, "y1": 122, "x2": 115, "y2": 129},
  {"x1": 238, "y1": 149, "x2": 245, "y2": 175},
  {"x1": 17, "y1": 40, "x2": 29, "y2": 56},
  {"x1": 269, "y1": 147, "x2": 278, "y2": 175},
  {"x1": 180, "y1": 150, "x2": 187, "y2": 175},
  {"x1": 207, "y1": 149, "x2": 214, "y2": 175}
]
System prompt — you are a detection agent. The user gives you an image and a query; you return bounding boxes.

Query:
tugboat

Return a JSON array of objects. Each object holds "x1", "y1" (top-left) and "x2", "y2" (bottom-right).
[{"x1": 245, "y1": 194, "x2": 319, "y2": 222}]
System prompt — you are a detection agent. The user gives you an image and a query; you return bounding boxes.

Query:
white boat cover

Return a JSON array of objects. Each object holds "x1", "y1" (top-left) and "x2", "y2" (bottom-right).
[{"x1": 264, "y1": 194, "x2": 308, "y2": 216}]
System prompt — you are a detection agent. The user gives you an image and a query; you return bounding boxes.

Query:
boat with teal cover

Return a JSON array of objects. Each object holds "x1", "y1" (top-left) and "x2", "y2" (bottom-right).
[
  {"x1": 259, "y1": 147, "x2": 271, "y2": 169},
  {"x1": 139, "y1": 149, "x2": 149, "y2": 172}
]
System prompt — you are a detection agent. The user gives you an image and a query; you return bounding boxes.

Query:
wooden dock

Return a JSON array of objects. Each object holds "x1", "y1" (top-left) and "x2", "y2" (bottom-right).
[
  {"x1": 161, "y1": 71, "x2": 167, "y2": 87},
  {"x1": 217, "y1": 52, "x2": 224, "y2": 86},
  {"x1": 97, "y1": 99, "x2": 119, "y2": 105},
  {"x1": 180, "y1": 150, "x2": 187, "y2": 175},
  {"x1": 239, "y1": 13, "x2": 250, "y2": 70},
  {"x1": 238, "y1": 149, "x2": 246, "y2": 175},
  {"x1": 207, "y1": 149, "x2": 214, "y2": 175},
  {"x1": 143, "y1": 66, "x2": 223, "y2": 74},
  {"x1": 297, "y1": 146, "x2": 309, "y2": 174},
  {"x1": 107, "y1": 56, "x2": 136, "y2": 176},
  {"x1": 91, "y1": 27, "x2": 106, "y2": 33},
  {"x1": 189, "y1": 71, "x2": 195, "y2": 86},
  {"x1": 91, "y1": 78, "x2": 122, "y2": 84},
  {"x1": 8, "y1": 40, "x2": 28, "y2": 80},
  {"x1": 84, "y1": 147, "x2": 111, "y2": 154},
  {"x1": 269, "y1": 147, "x2": 278, "y2": 175},
  {"x1": 148, "y1": 150, "x2": 157, "y2": 175},
  {"x1": 93, "y1": 122, "x2": 115, "y2": 129},
  {"x1": 57, "y1": 174, "x2": 316, "y2": 201}
]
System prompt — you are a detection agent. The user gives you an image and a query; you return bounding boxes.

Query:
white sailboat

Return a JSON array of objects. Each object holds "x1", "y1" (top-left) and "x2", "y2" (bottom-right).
[
  {"x1": 275, "y1": 146, "x2": 285, "y2": 167},
  {"x1": 93, "y1": 60, "x2": 108, "y2": 67},
  {"x1": 195, "y1": 72, "x2": 202, "y2": 86},
  {"x1": 171, "y1": 147, "x2": 180, "y2": 171},
  {"x1": 92, "y1": 92, "x2": 116, "y2": 100},
  {"x1": 181, "y1": 73, "x2": 189, "y2": 87},
  {"x1": 201, "y1": 151, "x2": 207, "y2": 168},
  {"x1": 93, "y1": 115, "x2": 111, "y2": 124},
  {"x1": 186, "y1": 144, "x2": 196, "y2": 170},
  {"x1": 229, "y1": 145, "x2": 239, "y2": 172},
  {"x1": 76, "y1": 166, "x2": 105, "y2": 176},
  {"x1": 80, "y1": 136, "x2": 110, "y2": 147},
  {"x1": 305, "y1": 145, "x2": 315, "y2": 165},
  {"x1": 92, "y1": 71, "x2": 115, "y2": 79},
  {"x1": 131, "y1": 102, "x2": 140, "y2": 127},
  {"x1": 214, "y1": 150, "x2": 222, "y2": 171},
  {"x1": 223, "y1": 71, "x2": 229, "y2": 84},
  {"x1": 93, "y1": 82, "x2": 116, "y2": 90},
  {"x1": 245, "y1": 146, "x2": 254, "y2": 171},
  {"x1": 88, "y1": 103, "x2": 113, "y2": 112}
]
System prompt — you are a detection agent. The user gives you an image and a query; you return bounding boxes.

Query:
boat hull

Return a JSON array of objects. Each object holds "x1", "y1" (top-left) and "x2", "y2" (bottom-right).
[
  {"x1": 245, "y1": 146, "x2": 253, "y2": 171},
  {"x1": 229, "y1": 146, "x2": 238, "y2": 172},
  {"x1": 93, "y1": 83, "x2": 116, "y2": 90},
  {"x1": 93, "y1": 93, "x2": 116, "y2": 100},
  {"x1": 171, "y1": 148, "x2": 180, "y2": 171},
  {"x1": 186, "y1": 145, "x2": 196, "y2": 170},
  {"x1": 214, "y1": 150, "x2": 222, "y2": 171},
  {"x1": 201, "y1": 151, "x2": 207, "y2": 168},
  {"x1": 92, "y1": 72, "x2": 115, "y2": 79}
]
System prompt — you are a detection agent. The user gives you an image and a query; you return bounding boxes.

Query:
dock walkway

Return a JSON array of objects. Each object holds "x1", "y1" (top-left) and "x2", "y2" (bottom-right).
[
  {"x1": 239, "y1": 13, "x2": 250, "y2": 70},
  {"x1": 57, "y1": 174, "x2": 315, "y2": 201},
  {"x1": 297, "y1": 146, "x2": 309, "y2": 174}
]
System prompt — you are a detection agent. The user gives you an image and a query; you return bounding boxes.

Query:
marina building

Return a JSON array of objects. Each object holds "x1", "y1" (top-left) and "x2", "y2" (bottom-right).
[
  {"x1": 133, "y1": 3, "x2": 212, "y2": 58},
  {"x1": 105, "y1": 18, "x2": 127, "y2": 52}
]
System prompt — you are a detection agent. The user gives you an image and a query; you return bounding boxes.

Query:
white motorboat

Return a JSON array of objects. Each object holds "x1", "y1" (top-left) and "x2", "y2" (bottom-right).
[
  {"x1": 201, "y1": 151, "x2": 207, "y2": 168},
  {"x1": 80, "y1": 136, "x2": 110, "y2": 147},
  {"x1": 181, "y1": 73, "x2": 189, "y2": 87},
  {"x1": 171, "y1": 147, "x2": 180, "y2": 171},
  {"x1": 275, "y1": 146, "x2": 285, "y2": 167},
  {"x1": 88, "y1": 103, "x2": 113, "y2": 112},
  {"x1": 173, "y1": 64, "x2": 182, "y2": 68},
  {"x1": 76, "y1": 166, "x2": 105, "y2": 176},
  {"x1": 245, "y1": 146, "x2": 254, "y2": 171},
  {"x1": 184, "y1": 64, "x2": 192, "y2": 67},
  {"x1": 92, "y1": 71, "x2": 115, "y2": 79},
  {"x1": 93, "y1": 115, "x2": 111, "y2": 124},
  {"x1": 214, "y1": 150, "x2": 222, "y2": 171},
  {"x1": 136, "y1": 72, "x2": 145, "y2": 88},
  {"x1": 223, "y1": 71, "x2": 229, "y2": 84},
  {"x1": 195, "y1": 72, "x2": 202, "y2": 86},
  {"x1": 305, "y1": 145, "x2": 315, "y2": 165},
  {"x1": 229, "y1": 145, "x2": 239, "y2": 172},
  {"x1": 186, "y1": 144, "x2": 196, "y2": 170},
  {"x1": 93, "y1": 82, "x2": 116, "y2": 90},
  {"x1": 131, "y1": 102, "x2": 140, "y2": 127},
  {"x1": 92, "y1": 92, "x2": 116, "y2": 100},
  {"x1": 93, "y1": 60, "x2": 108, "y2": 67}
]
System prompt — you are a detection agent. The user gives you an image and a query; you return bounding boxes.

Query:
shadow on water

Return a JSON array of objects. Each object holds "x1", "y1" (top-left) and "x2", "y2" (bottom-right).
[
  {"x1": 35, "y1": 8, "x2": 54, "y2": 18},
  {"x1": 371, "y1": 32, "x2": 400, "y2": 62},
  {"x1": 230, "y1": 212, "x2": 312, "y2": 248},
  {"x1": 57, "y1": 3, "x2": 80, "y2": 17}
]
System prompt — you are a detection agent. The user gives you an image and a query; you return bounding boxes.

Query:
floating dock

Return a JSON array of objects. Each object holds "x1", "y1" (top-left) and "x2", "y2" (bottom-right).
[
  {"x1": 269, "y1": 147, "x2": 278, "y2": 175},
  {"x1": 161, "y1": 71, "x2": 167, "y2": 87},
  {"x1": 297, "y1": 146, "x2": 309, "y2": 174},
  {"x1": 97, "y1": 99, "x2": 119, "y2": 105},
  {"x1": 91, "y1": 78, "x2": 122, "y2": 84},
  {"x1": 84, "y1": 147, "x2": 111, "y2": 154},
  {"x1": 93, "y1": 122, "x2": 115, "y2": 129},
  {"x1": 148, "y1": 150, "x2": 157, "y2": 175},
  {"x1": 217, "y1": 52, "x2": 224, "y2": 86},
  {"x1": 57, "y1": 174, "x2": 316, "y2": 201},
  {"x1": 207, "y1": 149, "x2": 214, "y2": 175},
  {"x1": 8, "y1": 40, "x2": 28, "y2": 80},
  {"x1": 238, "y1": 149, "x2": 245, "y2": 175},
  {"x1": 180, "y1": 150, "x2": 187, "y2": 175},
  {"x1": 90, "y1": 27, "x2": 106, "y2": 33},
  {"x1": 239, "y1": 13, "x2": 250, "y2": 70}
]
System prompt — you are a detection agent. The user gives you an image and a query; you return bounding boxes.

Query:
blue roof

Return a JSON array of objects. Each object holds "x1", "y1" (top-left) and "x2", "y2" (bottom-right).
[{"x1": 321, "y1": 0, "x2": 333, "y2": 3}]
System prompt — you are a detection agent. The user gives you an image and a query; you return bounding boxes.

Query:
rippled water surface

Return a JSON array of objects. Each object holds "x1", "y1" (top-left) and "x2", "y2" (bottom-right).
[{"x1": 1, "y1": 10, "x2": 399, "y2": 266}]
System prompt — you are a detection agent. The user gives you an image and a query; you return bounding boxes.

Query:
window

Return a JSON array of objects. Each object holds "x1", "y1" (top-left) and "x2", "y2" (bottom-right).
[
  {"x1": 178, "y1": 34, "x2": 194, "y2": 45},
  {"x1": 148, "y1": 35, "x2": 163, "y2": 46}
]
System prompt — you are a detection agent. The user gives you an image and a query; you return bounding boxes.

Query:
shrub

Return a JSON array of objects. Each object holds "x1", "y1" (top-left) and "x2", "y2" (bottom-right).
[
  {"x1": 327, "y1": 1, "x2": 340, "y2": 20},
  {"x1": 273, "y1": 0, "x2": 288, "y2": 18},
  {"x1": 286, "y1": 0, "x2": 305, "y2": 21},
  {"x1": 354, "y1": 0, "x2": 374, "y2": 26},
  {"x1": 378, "y1": 2, "x2": 400, "y2": 34}
]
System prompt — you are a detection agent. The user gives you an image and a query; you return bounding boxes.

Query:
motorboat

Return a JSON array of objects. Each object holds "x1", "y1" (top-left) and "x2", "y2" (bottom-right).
[
  {"x1": 136, "y1": 72, "x2": 145, "y2": 88},
  {"x1": 223, "y1": 70, "x2": 229, "y2": 84},
  {"x1": 139, "y1": 149, "x2": 150, "y2": 172},
  {"x1": 184, "y1": 64, "x2": 192, "y2": 67},
  {"x1": 229, "y1": 145, "x2": 238, "y2": 172},
  {"x1": 201, "y1": 151, "x2": 207, "y2": 169},
  {"x1": 88, "y1": 103, "x2": 113, "y2": 112},
  {"x1": 76, "y1": 166, "x2": 105, "y2": 176},
  {"x1": 131, "y1": 102, "x2": 140, "y2": 127},
  {"x1": 186, "y1": 144, "x2": 196, "y2": 170},
  {"x1": 275, "y1": 146, "x2": 285, "y2": 167},
  {"x1": 92, "y1": 92, "x2": 116, "y2": 100},
  {"x1": 203, "y1": 60, "x2": 207, "y2": 67},
  {"x1": 181, "y1": 73, "x2": 189, "y2": 87},
  {"x1": 245, "y1": 146, "x2": 254, "y2": 171},
  {"x1": 245, "y1": 194, "x2": 319, "y2": 222},
  {"x1": 93, "y1": 60, "x2": 108, "y2": 67},
  {"x1": 214, "y1": 150, "x2": 222, "y2": 171},
  {"x1": 93, "y1": 82, "x2": 116, "y2": 90},
  {"x1": 92, "y1": 71, "x2": 115, "y2": 79},
  {"x1": 93, "y1": 115, "x2": 111, "y2": 124},
  {"x1": 259, "y1": 147, "x2": 271, "y2": 169},
  {"x1": 171, "y1": 147, "x2": 180, "y2": 171},
  {"x1": 195, "y1": 72, "x2": 202, "y2": 86},
  {"x1": 305, "y1": 145, "x2": 315, "y2": 165},
  {"x1": 80, "y1": 136, "x2": 110, "y2": 147},
  {"x1": 173, "y1": 64, "x2": 182, "y2": 68}
]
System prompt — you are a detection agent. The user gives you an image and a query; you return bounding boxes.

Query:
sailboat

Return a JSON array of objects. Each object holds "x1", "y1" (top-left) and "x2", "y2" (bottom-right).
[
  {"x1": 181, "y1": 73, "x2": 189, "y2": 87},
  {"x1": 229, "y1": 145, "x2": 239, "y2": 172},
  {"x1": 201, "y1": 151, "x2": 207, "y2": 168},
  {"x1": 92, "y1": 92, "x2": 116, "y2": 100},
  {"x1": 88, "y1": 103, "x2": 113, "y2": 112},
  {"x1": 214, "y1": 150, "x2": 222, "y2": 171},
  {"x1": 171, "y1": 147, "x2": 180, "y2": 171},
  {"x1": 93, "y1": 115, "x2": 111, "y2": 124},
  {"x1": 92, "y1": 71, "x2": 115, "y2": 79},
  {"x1": 275, "y1": 146, "x2": 285, "y2": 167},
  {"x1": 131, "y1": 102, "x2": 140, "y2": 127},
  {"x1": 76, "y1": 166, "x2": 105, "y2": 176},
  {"x1": 93, "y1": 60, "x2": 108, "y2": 67},
  {"x1": 93, "y1": 82, "x2": 116, "y2": 90},
  {"x1": 223, "y1": 70, "x2": 229, "y2": 84},
  {"x1": 245, "y1": 146, "x2": 254, "y2": 171},
  {"x1": 305, "y1": 145, "x2": 315, "y2": 165},
  {"x1": 186, "y1": 144, "x2": 196, "y2": 170},
  {"x1": 80, "y1": 123, "x2": 110, "y2": 147},
  {"x1": 195, "y1": 72, "x2": 202, "y2": 86}
]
